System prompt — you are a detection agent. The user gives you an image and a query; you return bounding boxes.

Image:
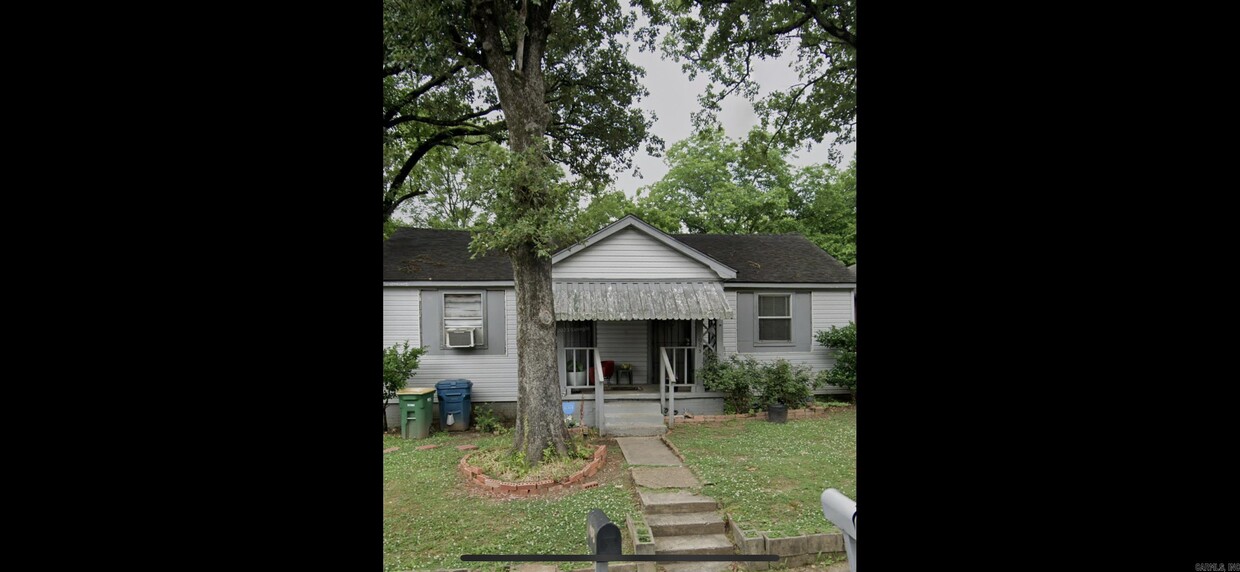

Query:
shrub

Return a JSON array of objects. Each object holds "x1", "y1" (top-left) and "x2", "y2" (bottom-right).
[
  {"x1": 755, "y1": 359, "x2": 814, "y2": 409},
  {"x1": 701, "y1": 350, "x2": 764, "y2": 414},
  {"x1": 474, "y1": 404, "x2": 503, "y2": 433},
  {"x1": 815, "y1": 322, "x2": 857, "y2": 397},
  {"x1": 383, "y1": 341, "x2": 427, "y2": 431}
]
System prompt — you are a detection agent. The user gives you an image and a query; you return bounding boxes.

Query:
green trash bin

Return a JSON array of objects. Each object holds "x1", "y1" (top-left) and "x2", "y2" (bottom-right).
[{"x1": 397, "y1": 387, "x2": 436, "y2": 439}]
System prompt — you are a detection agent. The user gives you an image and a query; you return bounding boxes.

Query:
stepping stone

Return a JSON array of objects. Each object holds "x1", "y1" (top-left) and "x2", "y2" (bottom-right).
[
  {"x1": 638, "y1": 489, "x2": 719, "y2": 514},
  {"x1": 631, "y1": 466, "x2": 700, "y2": 489},
  {"x1": 382, "y1": 447, "x2": 399, "y2": 453},
  {"x1": 616, "y1": 437, "x2": 682, "y2": 466},
  {"x1": 415, "y1": 445, "x2": 439, "y2": 451},
  {"x1": 456, "y1": 444, "x2": 478, "y2": 451}
]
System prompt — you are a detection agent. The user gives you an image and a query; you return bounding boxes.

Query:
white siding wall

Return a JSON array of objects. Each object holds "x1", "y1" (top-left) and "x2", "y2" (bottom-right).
[
  {"x1": 554, "y1": 228, "x2": 719, "y2": 280},
  {"x1": 383, "y1": 288, "x2": 421, "y2": 348},
  {"x1": 383, "y1": 287, "x2": 519, "y2": 402},
  {"x1": 722, "y1": 290, "x2": 738, "y2": 355},
  {"x1": 718, "y1": 289, "x2": 852, "y2": 375},
  {"x1": 595, "y1": 320, "x2": 648, "y2": 383}
]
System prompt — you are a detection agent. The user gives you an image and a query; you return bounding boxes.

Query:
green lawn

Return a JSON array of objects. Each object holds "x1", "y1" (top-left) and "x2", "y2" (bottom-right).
[
  {"x1": 383, "y1": 432, "x2": 641, "y2": 571},
  {"x1": 664, "y1": 408, "x2": 856, "y2": 538}
]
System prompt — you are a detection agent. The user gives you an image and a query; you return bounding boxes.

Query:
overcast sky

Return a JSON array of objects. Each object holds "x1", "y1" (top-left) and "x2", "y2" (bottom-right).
[{"x1": 611, "y1": 16, "x2": 856, "y2": 199}]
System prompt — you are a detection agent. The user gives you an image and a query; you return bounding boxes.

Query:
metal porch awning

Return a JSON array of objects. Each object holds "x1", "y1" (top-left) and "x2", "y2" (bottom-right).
[{"x1": 553, "y1": 281, "x2": 733, "y2": 321}]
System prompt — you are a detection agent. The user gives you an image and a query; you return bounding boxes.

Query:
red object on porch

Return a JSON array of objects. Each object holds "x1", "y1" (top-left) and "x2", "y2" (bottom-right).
[{"x1": 588, "y1": 360, "x2": 615, "y2": 384}]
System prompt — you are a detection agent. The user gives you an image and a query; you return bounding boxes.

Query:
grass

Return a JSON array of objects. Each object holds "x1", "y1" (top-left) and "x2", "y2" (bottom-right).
[
  {"x1": 665, "y1": 408, "x2": 856, "y2": 539},
  {"x1": 384, "y1": 431, "x2": 641, "y2": 571}
]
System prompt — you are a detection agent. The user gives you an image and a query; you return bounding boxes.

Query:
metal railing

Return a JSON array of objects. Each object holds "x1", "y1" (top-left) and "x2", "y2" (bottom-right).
[
  {"x1": 658, "y1": 346, "x2": 694, "y2": 428},
  {"x1": 563, "y1": 346, "x2": 608, "y2": 435}
]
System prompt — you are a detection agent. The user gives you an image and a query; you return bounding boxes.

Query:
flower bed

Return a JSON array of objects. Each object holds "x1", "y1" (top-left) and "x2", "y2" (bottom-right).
[
  {"x1": 673, "y1": 404, "x2": 849, "y2": 424},
  {"x1": 457, "y1": 444, "x2": 607, "y2": 497}
]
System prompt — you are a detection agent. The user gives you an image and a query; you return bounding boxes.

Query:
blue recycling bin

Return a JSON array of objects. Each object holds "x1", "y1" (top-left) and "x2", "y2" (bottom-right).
[{"x1": 435, "y1": 379, "x2": 473, "y2": 431}]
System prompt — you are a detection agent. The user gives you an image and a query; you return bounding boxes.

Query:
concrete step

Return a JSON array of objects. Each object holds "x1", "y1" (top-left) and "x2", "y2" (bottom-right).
[
  {"x1": 639, "y1": 490, "x2": 719, "y2": 514},
  {"x1": 646, "y1": 511, "x2": 725, "y2": 536},
  {"x1": 658, "y1": 562, "x2": 734, "y2": 572},
  {"x1": 654, "y1": 533, "x2": 735, "y2": 555},
  {"x1": 604, "y1": 406, "x2": 663, "y2": 414},
  {"x1": 607, "y1": 422, "x2": 667, "y2": 437},
  {"x1": 605, "y1": 413, "x2": 666, "y2": 423}
]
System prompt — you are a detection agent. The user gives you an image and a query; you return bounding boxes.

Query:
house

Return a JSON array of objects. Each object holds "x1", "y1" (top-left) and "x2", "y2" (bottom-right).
[{"x1": 383, "y1": 215, "x2": 855, "y2": 435}]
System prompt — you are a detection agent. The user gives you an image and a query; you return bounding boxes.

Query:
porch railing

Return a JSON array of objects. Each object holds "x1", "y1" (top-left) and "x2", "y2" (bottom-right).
[
  {"x1": 563, "y1": 346, "x2": 607, "y2": 435},
  {"x1": 658, "y1": 346, "x2": 694, "y2": 427}
]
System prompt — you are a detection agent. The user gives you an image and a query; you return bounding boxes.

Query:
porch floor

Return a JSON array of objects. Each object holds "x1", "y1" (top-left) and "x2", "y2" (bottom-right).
[{"x1": 563, "y1": 383, "x2": 710, "y2": 400}]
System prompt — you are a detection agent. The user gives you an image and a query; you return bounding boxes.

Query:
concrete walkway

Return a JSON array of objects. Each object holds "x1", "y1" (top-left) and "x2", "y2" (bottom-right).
[
  {"x1": 616, "y1": 436, "x2": 734, "y2": 571},
  {"x1": 615, "y1": 437, "x2": 684, "y2": 467}
]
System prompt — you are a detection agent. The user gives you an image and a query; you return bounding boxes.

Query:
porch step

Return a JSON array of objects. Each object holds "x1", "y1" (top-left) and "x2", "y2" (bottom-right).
[
  {"x1": 601, "y1": 402, "x2": 666, "y2": 437},
  {"x1": 645, "y1": 511, "x2": 725, "y2": 536},
  {"x1": 638, "y1": 490, "x2": 719, "y2": 514},
  {"x1": 606, "y1": 423, "x2": 666, "y2": 437},
  {"x1": 653, "y1": 533, "x2": 735, "y2": 555}
]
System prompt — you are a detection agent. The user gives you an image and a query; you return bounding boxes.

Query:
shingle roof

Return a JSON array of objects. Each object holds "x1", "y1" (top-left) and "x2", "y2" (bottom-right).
[
  {"x1": 383, "y1": 228, "x2": 512, "y2": 281},
  {"x1": 383, "y1": 227, "x2": 853, "y2": 284},
  {"x1": 672, "y1": 233, "x2": 854, "y2": 283}
]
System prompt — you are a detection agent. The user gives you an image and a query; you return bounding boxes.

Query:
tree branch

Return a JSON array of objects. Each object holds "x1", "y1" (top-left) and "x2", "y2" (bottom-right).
[
  {"x1": 447, "y1": 24, "x2": 487, "y2": 67},
  {"x1": 797, "y1": 0, "x2": 855, "y2": 48},
  {"x1": 387, "y1": 102, "x2": 503, "y2": 128},
  {"x1": 386, "y1": 127, "x2": 488, "y2": 200},
  {"x1": 383, "y1": 63, "x2": 468, "y2": 123}
]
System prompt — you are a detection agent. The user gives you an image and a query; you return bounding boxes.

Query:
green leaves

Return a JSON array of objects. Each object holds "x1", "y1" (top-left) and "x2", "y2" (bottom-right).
[
  {"x1": 382, "y1": 341, "x2": 427, "y2": 403},
  {"x1": 643, "y1": 0, "x2": 857, "y2": 154},
  {"x1": 634, "y1": 127, "x2": 856, "y2": 265},
  {"x1": 815, "y1": 322, "x2": 856, "y2": 392}
]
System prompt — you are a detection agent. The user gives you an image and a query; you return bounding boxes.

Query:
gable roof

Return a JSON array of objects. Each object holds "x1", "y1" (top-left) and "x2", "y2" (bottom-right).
[
  {"x1": 672, "y1": 233, "x2": 853, "y2": 283},
  {"x1": 552, "y1": 215, "x2": 737, "y2": 280},
  {"x1": 383, "y1": 227, "x2": 512, "y2": 281},
  {"x1": 383, "y1": 224, "x2": 852, "y2": 284}
]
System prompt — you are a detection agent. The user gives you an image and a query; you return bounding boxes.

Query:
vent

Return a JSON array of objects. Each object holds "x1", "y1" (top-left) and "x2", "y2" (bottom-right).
[{"x1": 446, "y1": 328, "x2": 476, "y2": 348}]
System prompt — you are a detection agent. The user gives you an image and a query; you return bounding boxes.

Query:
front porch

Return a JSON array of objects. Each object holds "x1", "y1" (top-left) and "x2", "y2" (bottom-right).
[{"x1": 551, "y1": 277, "x2": 733, "y2": 435}]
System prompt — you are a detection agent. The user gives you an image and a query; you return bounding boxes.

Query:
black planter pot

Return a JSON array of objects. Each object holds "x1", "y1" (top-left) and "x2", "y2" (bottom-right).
[{"x1": 767, "y1": 403, "x2": 788, "y2": 423}]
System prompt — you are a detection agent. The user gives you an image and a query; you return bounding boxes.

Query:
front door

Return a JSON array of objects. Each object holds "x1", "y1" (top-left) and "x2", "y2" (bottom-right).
[{"x1": 649, "y1": 320, "x2": 694, "y2": 384}]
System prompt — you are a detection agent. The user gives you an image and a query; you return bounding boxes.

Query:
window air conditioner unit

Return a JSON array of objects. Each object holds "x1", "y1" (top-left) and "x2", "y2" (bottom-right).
[{"x1": 446, "y1": 328, "x2": 476, "y2": 348}]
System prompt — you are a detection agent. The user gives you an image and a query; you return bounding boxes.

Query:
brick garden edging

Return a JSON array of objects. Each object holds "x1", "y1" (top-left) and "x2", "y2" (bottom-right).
[
  {"x1": 673, "y1": 405, "x2": 851, "y2": 424},
  {"x1": 726, "y1": 514, "x2": 845, "y2": 570},
  {"x1": 458, "y1": 445, "x2": 607, "y2": 497}
]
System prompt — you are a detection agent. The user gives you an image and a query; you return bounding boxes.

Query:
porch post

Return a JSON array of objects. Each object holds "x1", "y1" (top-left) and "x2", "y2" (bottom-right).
[{"x1": 594, "y1": 349, "x2": 606, "y2": 435}]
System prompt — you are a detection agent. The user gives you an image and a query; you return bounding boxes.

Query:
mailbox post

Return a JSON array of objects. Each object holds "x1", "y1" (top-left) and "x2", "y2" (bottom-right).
[{"x1": 820, "y1": 488, "x2": 856, "y2": 572}]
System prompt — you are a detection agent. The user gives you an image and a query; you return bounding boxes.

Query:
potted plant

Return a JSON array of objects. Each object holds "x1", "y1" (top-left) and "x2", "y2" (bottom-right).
[
  {"x1": 568, "y1": 359, "x2": 587, "y2": 386},
  {"x1": 756, "y1": 359, "x2": 813, "y2": 423}
]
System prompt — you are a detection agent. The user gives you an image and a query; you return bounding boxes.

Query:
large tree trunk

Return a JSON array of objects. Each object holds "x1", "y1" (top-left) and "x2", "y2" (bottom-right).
[
  {"x1": 510, "y1": 245, "x2": 569, "y2": 464},
  {"x1": 466, "y1": 0, "x2": 567, "y2": 466}
]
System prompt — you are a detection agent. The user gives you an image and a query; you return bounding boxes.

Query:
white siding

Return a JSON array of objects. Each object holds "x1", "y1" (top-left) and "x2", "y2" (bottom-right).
[
  {"x1": 383, "y1": 287, "x2": 421, "y2": 348},
  {"x1": 554, "y1": 228, "x2": 719, "y2": 280},
  {"x1": 596, "y1": 320, "x2": 648, "y2": 383},
  {"x1": 722, "y1": 290, "x2": 738, "y2": 355},
  {"x1": 719, "y1": 289, "x2": 852, "y2": 376},
  {"x1": 383, "y1": 288, "x2": 520, "y2": 402}
]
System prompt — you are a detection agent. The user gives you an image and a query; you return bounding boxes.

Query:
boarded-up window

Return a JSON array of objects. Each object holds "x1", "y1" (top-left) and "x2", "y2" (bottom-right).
[
  {"x1": 757, "y1": 294, "x2": 792, "y2": 342},
  {"x1": 444, "y1": 293, "x2": 484, "y2": 347}
]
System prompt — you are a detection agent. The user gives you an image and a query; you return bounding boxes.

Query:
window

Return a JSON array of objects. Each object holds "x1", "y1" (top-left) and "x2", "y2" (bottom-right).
[
  {"x1": 443, "y1": 292, "x2": 484, "y2": 348},
  {"x1": 757, "y1": 294, "x2": 792, "y2": 343}
]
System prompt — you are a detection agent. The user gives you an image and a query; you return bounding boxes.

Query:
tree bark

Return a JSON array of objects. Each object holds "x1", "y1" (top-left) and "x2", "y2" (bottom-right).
[
  {"x1": 464, "y1": 0, "x2": 568, "y2": 466},
  {"x1": 510, "y1": 244, "x2": 569, "y2": 464}
]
